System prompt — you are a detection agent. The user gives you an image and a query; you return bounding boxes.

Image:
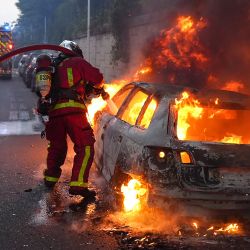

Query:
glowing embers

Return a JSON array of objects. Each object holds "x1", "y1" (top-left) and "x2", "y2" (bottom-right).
[
  {"x1": 174, "y1": 91, "x2": 250, "y2": 144},
  {"x1": 133, "y1": 64, "x2": 153, "y2": 81},
  {"x1": 192, "y1": 221, "x2": 240, "y2": 236},
  {"x1": 121, "y1": 179, "x2": 148, "y2": 212}
]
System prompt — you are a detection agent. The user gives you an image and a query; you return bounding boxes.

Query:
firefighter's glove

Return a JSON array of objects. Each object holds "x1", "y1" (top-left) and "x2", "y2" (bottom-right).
[
  {"x1": 41, "y1": 130, "x2": 46, "y2": 139},
  {"x1": 37, "y1": 98, "x2": 50, "y2": 116},
  {"x1": 101, "y1": 89, "x2": 110, "y2": 100},
  {"x1": 92, "y1": 86, "x2": 103, "y2": 96}
]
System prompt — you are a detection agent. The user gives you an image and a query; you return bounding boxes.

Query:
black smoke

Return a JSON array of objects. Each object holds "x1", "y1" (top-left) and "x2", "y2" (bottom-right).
[{"x1": 139, "y1": 0, "x2": 250, "y2": 91}]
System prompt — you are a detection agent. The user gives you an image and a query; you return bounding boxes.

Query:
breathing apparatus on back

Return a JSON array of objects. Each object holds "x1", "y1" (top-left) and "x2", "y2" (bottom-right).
[
  {"x1": 35, "y1": 54, "x2": 55, "y2": 98},
  {"x1": 35, "y1": 54, "x2": 55, "y2": 122}
]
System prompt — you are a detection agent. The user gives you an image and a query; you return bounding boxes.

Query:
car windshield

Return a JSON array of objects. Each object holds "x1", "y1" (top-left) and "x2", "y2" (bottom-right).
[{"x1": 174, "y1": 93, "x2": 250, "y2": 144}]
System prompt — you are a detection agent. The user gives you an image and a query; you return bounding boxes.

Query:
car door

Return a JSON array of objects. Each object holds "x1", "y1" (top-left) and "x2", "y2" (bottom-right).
[
  {"x1": 102, "y1": 88, "x2": 151, "y2": 181},
  {"x1": 94, "y1": 84, "x2": 134, "y2": 181}
]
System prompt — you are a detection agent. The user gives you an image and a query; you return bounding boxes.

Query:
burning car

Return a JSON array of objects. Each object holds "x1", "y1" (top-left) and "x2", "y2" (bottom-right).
[{"x1": 94, "y1": 82, "x2": 250, "y2": 216}]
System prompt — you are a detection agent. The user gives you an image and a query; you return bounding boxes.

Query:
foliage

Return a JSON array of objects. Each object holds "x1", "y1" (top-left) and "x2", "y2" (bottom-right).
[
  {"x1": 14, "y1": 0, "x2": 62, "y2": 46},
  {"x1": 14, "y1": 0, "x2": 141, "y2": 62},
  {"x1": 110, "y1": 0, "x2": 141, "y2": 63},
  {"x1": 14, "y1": 0, "x2": 113, "y2": 47}
]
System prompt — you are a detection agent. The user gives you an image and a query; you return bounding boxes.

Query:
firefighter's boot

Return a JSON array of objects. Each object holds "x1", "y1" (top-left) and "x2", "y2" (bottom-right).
[
  {"x1": 69, "y1": 187, "x2": 96, "y2": 199},
  {"x1": 43, "y1": 168, "x2": 61, "y2": 189}
]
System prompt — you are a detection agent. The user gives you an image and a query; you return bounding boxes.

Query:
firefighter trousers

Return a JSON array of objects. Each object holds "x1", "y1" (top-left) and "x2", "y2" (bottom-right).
[{"x1": 44, "y1": 113, "x2": 95, "y2": 189}]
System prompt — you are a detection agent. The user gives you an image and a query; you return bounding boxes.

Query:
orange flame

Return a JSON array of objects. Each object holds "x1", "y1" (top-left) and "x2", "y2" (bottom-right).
[
  {"x1": 87, "y1": 82, "x2": 125, "y2": 125},
  {"x1": 130, "y1": 15, "x2": 208, "y2": 84},
  {"x1": 133, "y1": 65, "x2": 152, "y2": 81},
  {"x1": 215, "y1": 223, "x2": 239, "y2": 234},
  {"x1": 155, "y1": 16, "x2": 207, "y2": 69},
  {"x1": 222, "y1": 81, "x2": 245, "y2": 93},
  {"x1": 175, "y1": 91, "x2": 249, "y2": 144},
  {"x1": 121, "y1": 179, "x2": 148, "y2": 212},
  {"x1": 192, "y1": 222, "x2": 199, "y2": 229},
  {"x1": 192, "y1": 223, "x2": 240, "y2": 235},
  {"x1": 221, "y1": 134, "x2": 242, "y2": 144},
  {"x1": 178, "y1": 16, "x2": 194, "y2": 32},
  {"x1": 175, "y1": 91, "x2": 203, "y2": 140}
]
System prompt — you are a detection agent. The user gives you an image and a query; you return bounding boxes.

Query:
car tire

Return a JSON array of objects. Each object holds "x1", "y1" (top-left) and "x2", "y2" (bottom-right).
[{"x1": 109, "y1": 166, "x2": 131, "y2": 210}]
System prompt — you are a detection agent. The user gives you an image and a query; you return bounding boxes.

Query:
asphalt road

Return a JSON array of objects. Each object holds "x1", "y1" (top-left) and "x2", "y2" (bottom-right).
[{"x1": 1, "y1": 74, "x2": 250, "y2": 250}]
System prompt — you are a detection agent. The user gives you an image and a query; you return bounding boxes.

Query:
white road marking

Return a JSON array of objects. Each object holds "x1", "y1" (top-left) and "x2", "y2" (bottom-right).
[
  {"x1": 19, "y1": 111, "x2": 30, "y2": 120},
  {"x1": 0, "y1": 120, "x2": 41, "y2": 135},
  {"x1": 9, "y1": 111, "x2": 18, "y2": 120}
]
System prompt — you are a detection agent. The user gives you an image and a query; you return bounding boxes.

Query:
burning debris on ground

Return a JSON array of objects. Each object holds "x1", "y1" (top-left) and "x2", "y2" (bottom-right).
[
  {"x1": 30, "y1": 165, "x2": 250, "y2": 249},
  {"x1": 99, "y1": 177, "x2": 250, "y2": 249}
]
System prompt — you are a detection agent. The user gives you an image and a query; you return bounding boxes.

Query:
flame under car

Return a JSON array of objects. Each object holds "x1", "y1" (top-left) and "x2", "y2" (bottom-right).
[{"x1": 94, "y1": 82, "x2": 250, "y2": 215}]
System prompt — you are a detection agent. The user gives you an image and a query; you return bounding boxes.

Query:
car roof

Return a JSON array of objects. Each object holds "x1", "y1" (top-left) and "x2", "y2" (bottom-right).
[
  {"x1": 134, "y1": 82, "x2": 191, "y2": 98},
  {"x1": 132, "y1": 82, "x2": 250, "y2": 108}
]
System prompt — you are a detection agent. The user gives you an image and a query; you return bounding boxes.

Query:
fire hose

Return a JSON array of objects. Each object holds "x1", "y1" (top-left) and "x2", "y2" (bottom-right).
[{"x1": 0, "y1": 44, "x2": 77, "y2": 62}]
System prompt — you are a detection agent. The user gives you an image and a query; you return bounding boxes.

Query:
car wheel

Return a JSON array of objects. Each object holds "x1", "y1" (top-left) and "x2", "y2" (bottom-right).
[{"x1": 109, "y1": 165, "x2": 131, "y2": 210}]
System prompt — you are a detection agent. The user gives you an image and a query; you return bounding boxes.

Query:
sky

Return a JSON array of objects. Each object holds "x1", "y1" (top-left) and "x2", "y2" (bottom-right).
[{"x1": 0, "y1": 0, "x2": 20, "y2": 26}]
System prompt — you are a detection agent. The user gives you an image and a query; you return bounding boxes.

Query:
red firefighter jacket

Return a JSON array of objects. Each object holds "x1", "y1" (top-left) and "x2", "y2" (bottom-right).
[{"x1": 49, "y1": 56, "x2": 103, "y2": 117}]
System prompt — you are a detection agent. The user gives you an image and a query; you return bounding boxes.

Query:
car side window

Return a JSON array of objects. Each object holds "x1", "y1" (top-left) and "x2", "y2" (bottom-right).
[
  {"x1": 111, "y1": 86, "x2": 133, "y2": 114},
  {"x1": 120, "y1": 90, "x2": 149, "y2": 125},
  {"x1": 137, "y1": 98, "x2": 157, "y2": 129}
]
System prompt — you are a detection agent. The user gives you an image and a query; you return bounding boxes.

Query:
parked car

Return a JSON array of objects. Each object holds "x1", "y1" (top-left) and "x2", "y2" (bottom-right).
[
  {"x1": 19, "y1": 52, "x2": 39, "y2": 81},
  {"x1": 94, "y1": 82, "x2": 250, "y2": 216},
  {"x1": 30, "y1": 65, "x2": 37, "y2": 92},
  {"x1": 18, "y1": 54, "x2": 29, "y2": 77},
  {"x1": 23, "y1": 56, "x2": 37, "y2": 88}
]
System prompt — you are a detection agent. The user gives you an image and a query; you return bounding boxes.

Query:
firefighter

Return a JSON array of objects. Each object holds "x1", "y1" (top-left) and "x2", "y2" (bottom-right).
[{"x1": 40, "y1": 40, "x2": 104, "y2": 199}]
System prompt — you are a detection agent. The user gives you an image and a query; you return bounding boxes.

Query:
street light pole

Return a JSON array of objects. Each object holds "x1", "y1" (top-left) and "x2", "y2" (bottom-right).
[
  {"x1": 44, "y1": 16, "x2": 47, "y2": 43},
  {"x1": 87, "y1": 0, "x2": 90, "y2": 61}
]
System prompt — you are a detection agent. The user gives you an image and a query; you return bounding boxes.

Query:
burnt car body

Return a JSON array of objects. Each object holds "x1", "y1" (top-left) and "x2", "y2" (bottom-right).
[{"x1": 94, "y1": 82, "x2": 250, "y2": 216}]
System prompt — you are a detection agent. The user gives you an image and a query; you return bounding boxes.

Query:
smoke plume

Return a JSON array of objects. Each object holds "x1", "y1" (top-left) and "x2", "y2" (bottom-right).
[{"x1": 137, "y1": 0, "x2": 250, "y2": 91}]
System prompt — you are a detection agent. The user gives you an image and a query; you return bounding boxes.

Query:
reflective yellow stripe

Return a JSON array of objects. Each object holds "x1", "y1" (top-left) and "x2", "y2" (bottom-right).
[
  {"x1": 79, "y1": 146, "x2": 91, "y2": 183},
  {"x1": 69, "y1": 181, "x2": 88, "y2": 187},
  {"x1": 69, "y1": 146, "x2": 91, "y2": 188},
  {"x1": 53, "y1": 100, "x2": 86, "y2": 110},
  {"x1": 44, "y1": 176, "x2": 59, "y2": 182},
  {"x1": 67, "y1": 68, "x2": 73, "y2": 87}
]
